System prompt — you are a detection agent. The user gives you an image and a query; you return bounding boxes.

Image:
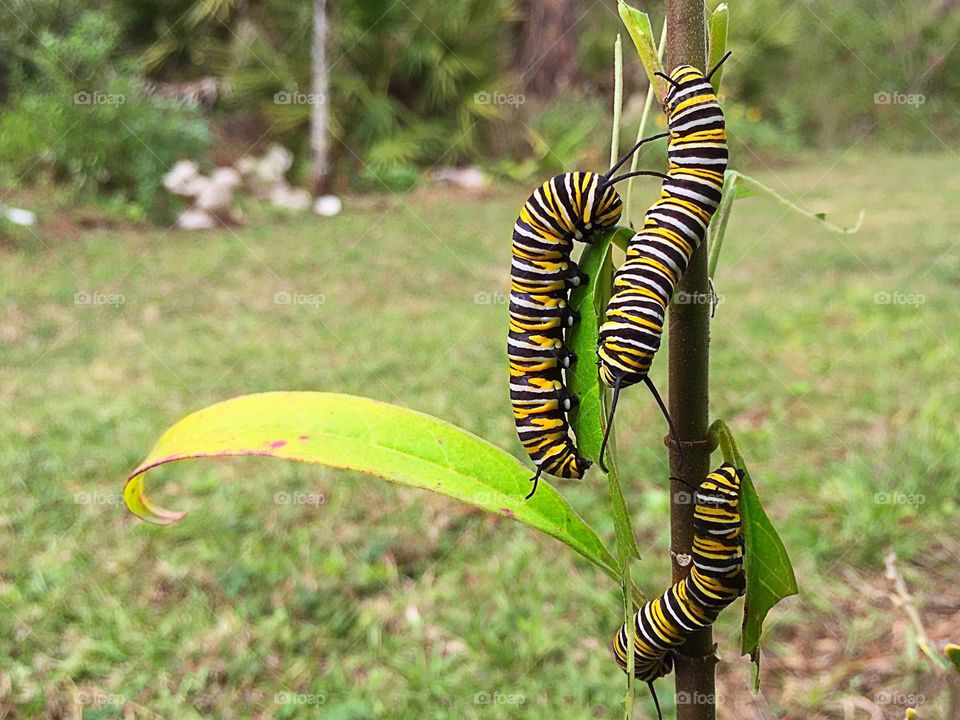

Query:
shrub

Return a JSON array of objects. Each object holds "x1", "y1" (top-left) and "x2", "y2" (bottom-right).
[{"x1": 0, "y1": 5, "x2": 212, "y2": 222}]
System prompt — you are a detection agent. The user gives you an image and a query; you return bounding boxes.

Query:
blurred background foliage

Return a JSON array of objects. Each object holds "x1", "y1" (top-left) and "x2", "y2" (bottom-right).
[{"x1": 1, "y1": 0, "x2": 959, "y2": 218}]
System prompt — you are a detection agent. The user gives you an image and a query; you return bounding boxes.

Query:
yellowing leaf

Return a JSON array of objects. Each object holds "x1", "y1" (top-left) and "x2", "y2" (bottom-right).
[{"x1": 124, "y1": 392, "x2": 622, "y2": 580}]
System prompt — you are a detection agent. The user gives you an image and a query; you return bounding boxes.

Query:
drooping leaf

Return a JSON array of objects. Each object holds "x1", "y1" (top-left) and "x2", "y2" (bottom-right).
[
  {"x1": 709, "y1": 420, "x2": 798, "y2": 686},
  {"x1": 739, "y1": 467, "x2": 798, "y2": 681},
  {"x1": 707, "y1": 4, "x2": 729, "y2": 93},
  {"x1": 733, "y1": 172, "x2": 865, "y2": 233},
  {"x1": 617, "y1": 1, "x2": 666, "y2": 103},
  {"x1": 708, "y1": 171, "x2": 864, "y2": 282},
  {"x1": 124, "y1": 392, "x2": 621, "y2": 580},
  {"x1": 567, "y1": 227, "x2": 641, "y2": 564}
]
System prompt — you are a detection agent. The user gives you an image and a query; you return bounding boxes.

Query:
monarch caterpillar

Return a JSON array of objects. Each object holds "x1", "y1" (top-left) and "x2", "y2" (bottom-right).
[
  {"x1": 612, "y1": 463, "x2": 745, "y2": 716},
  {"x1": 509, "y1": 135, "x2": 669, "y2": 498},
  {"x1": 597, "y1": 54, "x2": 731, "y2": 472}
]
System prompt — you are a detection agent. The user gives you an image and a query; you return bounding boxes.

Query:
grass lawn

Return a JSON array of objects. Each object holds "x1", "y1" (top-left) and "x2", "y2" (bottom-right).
[{"x1": 1, "y1": 152, "x2": 959, "y2": 719}]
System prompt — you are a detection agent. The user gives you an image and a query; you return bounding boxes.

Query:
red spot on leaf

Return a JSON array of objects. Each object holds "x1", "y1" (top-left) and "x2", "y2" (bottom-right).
[
  {"x1": 298, "y1": 435, "x2": 310, "y2": 441},
  {"x1": 500, "y1": 508, "x2": 515, "y2": 518},
  {"x1": 269, "y1": 440, "x2": 287, "y2": 448}
]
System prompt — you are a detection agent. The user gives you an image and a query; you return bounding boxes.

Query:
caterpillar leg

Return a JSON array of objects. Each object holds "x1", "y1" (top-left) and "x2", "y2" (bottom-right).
[{"x1": 525, "y1": 468, "x2": 543, "y2": 500}]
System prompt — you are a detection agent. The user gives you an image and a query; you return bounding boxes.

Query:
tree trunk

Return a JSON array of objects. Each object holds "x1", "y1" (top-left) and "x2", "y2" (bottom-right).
[
  {"x1": 665, "y1": 1, "x2": 715, "y2": 719},
  {"x1": 516, "y1": 0, "x2": 578, "y2": 98},
  {"x1": 310, "y1": 0, "x2": 330, "y2": 196}
]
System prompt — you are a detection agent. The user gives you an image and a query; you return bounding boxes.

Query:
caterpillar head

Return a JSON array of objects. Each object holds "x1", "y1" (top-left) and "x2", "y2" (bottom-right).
[
  {"x1": 662, "y1": 65, "x2": 716, "y2": 115},
  {"x1": 568, "y1": 171, "x2": 623, "y2": 242}
]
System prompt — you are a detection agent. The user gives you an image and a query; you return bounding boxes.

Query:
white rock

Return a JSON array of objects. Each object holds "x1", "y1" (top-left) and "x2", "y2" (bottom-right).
[
  {"x1": 0, "y1": 205, "x2": 37, "y2": 226},
  {"x1": 235, "y1": 155, "x2": 258, "y2": 177},
  {"x1": 269, "y1": 183, "x2": 312, "y2": 211},
  {"x1": 313, "y1": 195, "x2": 342, "y2": 217},
  {"x1": 434, "y1": 166, "x2": 486, "y2": 189},
  {"x1": 262, "y1": 144, "x2": 294, "y2": 175},
  {"x1": 175, "y1": 208, "x2": 218, "y2": 230},
  {"x1": 195, "y1": 168, "x2": 241, "y2": 213},
  {"x1": 163, "y1": 160, "x2": 201, "y2": 196}
]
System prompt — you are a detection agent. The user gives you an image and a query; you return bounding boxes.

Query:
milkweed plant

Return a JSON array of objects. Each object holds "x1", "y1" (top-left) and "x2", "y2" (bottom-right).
[{"x1": 122, "y1": 3, "x2": 889, "y2": 718}]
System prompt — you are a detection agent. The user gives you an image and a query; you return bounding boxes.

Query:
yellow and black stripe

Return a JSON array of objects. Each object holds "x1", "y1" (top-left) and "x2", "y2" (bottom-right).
[
  {"x1": 612, "y1": 464, "x2": 745, "y2": 683},
  {"x1": 597, "y1": 63, "x2": 728, "y2": 462},
  {"x1": 509, "y1": 172, "x2": 623, "y2": 491}
]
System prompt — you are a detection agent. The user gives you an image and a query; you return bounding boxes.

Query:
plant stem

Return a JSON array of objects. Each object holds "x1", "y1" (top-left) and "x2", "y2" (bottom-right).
[
  {"x1": 611, "y1": 34, "x2": 623, "y2": 170},
  {"x1": 665, "y1": 2, "x2": 716, "y2": 719},
  {"x1": 623, "y1": 19, "x2": 667, "y2": 222}
]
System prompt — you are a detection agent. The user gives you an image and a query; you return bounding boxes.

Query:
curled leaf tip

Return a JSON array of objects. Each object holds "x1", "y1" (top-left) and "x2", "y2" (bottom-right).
[{"x1": 124, "y1": 473, "x2": 187, "y2": 525}]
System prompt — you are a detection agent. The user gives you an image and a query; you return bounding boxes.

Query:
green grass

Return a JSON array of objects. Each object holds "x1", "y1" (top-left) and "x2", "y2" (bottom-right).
[{"x1": 2, "y1": 152, "x2": 959, "y2": 719}]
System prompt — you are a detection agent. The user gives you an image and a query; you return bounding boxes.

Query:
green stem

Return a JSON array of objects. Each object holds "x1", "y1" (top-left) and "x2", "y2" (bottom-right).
[
  {"x1": 665, "y1": 2, "x2": 717, "y2": 718},
  {"x1": 608, "y1": 458, "x2": 636, "y2": 720},
  {"x1": 624, "y1": 19, "x2": 667, "y2": 222},
  {"x1": 708, "y1": 418, "x2": 744, "y2": 468},
  {"x1": 611, "y1": 34, "x2": 624, "y2": 170}
]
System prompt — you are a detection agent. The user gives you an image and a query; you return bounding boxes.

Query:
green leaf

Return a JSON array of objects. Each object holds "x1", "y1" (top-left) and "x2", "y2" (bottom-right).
[
  {"x1": 618, "y1": 1, "x2": 666, "y2": 103},
  {"x1": 708, "y1": 171, "x2": 864, "y2": 281},
  {"x1": 709, "y1": 420, "x2": 798, "y2": 685},
  {"x1": 567, "y1": 227, "x2": 641, "y2": 717},
  {"x1": 568, "y1": 229, "x2": 618, "y2": 464},
  {"x1": 707, "y1": 170, "x2": 739, "y2": 281},
  {"x1": 946, "y1": 644, "x2": 960, "y2": 675},
  {"x1": 568, "y1": 227, "x2": 641, "y2": 562},
  {"x1": 125, "y1": 392, "x2": 621, "y2": 580},
  {"x1": 733, "y1": 172, "x2": 865, "y2": 234},
  {"x1": 739, "y1": 468, "x2": 798, "y2": 676},
  {"x1": 707, "y1": 4, "x2": 729, "y2": 93}
]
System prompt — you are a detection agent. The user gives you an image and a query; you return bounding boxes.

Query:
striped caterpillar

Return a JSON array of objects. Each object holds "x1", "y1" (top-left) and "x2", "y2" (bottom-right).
[
  {"x1": 597, "y1": 55, "x2": 730, "y2": 472},
  {"x1": 612, "y1": 463, "x2": 745, "y2": 716},
  {"x1": 509, "y1": 136, "x2": 669, "y2": 497}
]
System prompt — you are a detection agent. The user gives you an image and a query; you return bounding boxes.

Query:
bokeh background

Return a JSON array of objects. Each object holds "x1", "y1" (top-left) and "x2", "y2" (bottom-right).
[{"x1": 2, "y1": 1, "x2": 959, "y2": 718}]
